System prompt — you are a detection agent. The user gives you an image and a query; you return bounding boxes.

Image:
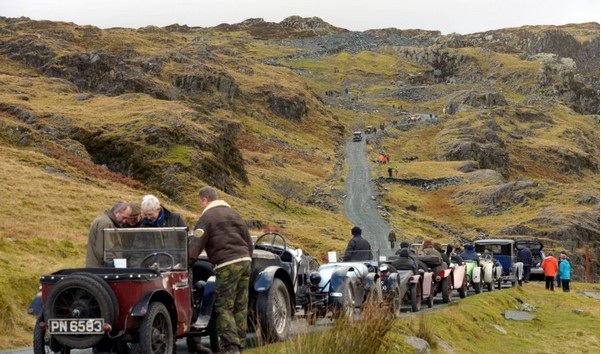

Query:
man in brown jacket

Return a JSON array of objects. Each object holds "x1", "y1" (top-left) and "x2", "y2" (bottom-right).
[
  {"x1": 86, "y1": 201, "x2": 132, "y2": 267},
  {"x1": 188, "y1": 186, "x2": 253, "y2": 354}
]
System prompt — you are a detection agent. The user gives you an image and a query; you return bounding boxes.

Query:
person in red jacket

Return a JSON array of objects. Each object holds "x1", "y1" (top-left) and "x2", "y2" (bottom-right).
[{"x1": 541, "y1": 252, "x2": 559, "y2": 291}]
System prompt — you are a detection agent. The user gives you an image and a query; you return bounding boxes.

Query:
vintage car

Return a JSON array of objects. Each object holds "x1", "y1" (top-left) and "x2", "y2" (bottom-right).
[
  {"x1": 352, "y1": 131, "x2": 363, "y2": 142},
  {"x1": 301, "y1": 251, "x2": 379, "y2": 323},
  {"x1": 514, "y1": 239, "x2": 545, "y2": 279},
  {"x1": 383, "y1": 257, "x2": 434, "y2": 313},
  {"x1": 474, "y1": 239, "x2": 523, "y2": 289},
  {"x1": 28, "y1": 228, "x2": 306, "y2": 354}
]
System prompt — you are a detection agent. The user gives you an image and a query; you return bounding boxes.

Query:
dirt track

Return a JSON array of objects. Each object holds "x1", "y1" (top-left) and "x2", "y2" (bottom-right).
[{"x1": 343, "y1": 134, "x2": 394, "y2": 257}]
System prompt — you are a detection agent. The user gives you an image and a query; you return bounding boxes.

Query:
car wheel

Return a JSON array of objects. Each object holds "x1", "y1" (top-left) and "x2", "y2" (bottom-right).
[
  {"x1": 459, "y1": 276, "x2": 468, "y2": 299},
  {"x1": 365, "y1": 278, "x2": 383, "y2": 307},
  {"x1": 138, "y1": 302, "x2": 173, "y2": 354},
  {"x1": 44, "y1": 274, "x2": 117, "y2": 349},
  {"x1": 410, "y1": 283, "x2": 421, "y2": 312},
  {"x1": 333, "y1": 278, "x2": 355, "y2": 322},
  {"x1": 33, "y1": 315, "x2": 71, "y2": 354},
  {"x1": 474, "y1": 282, "x2": 481, "y2": 294},
  {"x1": 441, "y1": 278, "x2": 452, "y2": 303},
  {"x1": 115, "y1": 342, "x2": 139, "y2": 354},
  {"x1": 256, "y1": 278, "x2": 292, "y2": 343},
  {"x1": 390, "y1": 283, "x2": 402, "y2": 315}
]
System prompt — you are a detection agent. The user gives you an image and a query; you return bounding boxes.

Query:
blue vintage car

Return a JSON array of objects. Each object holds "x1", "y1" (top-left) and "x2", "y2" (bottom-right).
[{"x1": 474, "y1": 239, "x2": 524, "y2": 289}]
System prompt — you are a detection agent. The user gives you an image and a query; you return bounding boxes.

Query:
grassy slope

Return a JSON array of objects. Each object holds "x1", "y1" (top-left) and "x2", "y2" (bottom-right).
[{"x1": 246, "y1": 283, "x2": 600, "y2": 354}]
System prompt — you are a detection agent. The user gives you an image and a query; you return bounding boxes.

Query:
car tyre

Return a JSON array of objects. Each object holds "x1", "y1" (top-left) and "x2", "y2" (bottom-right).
[
  {"x1": 426, "y1": 281, "x2": 435, "y2": 308},
  {"x1": 45, "y1": 274, "x2": 117, "y2": 349},
  {"x1": 256, "y1": 278, "x2": 292, "y2": 343},
  {"x1": 139, "y1": 302, "x2": 173, "y2": 354},
  {"x1": 410, "y1": 283, "x2": 421, "y2": 312},
  {"x1": 390, "y1": 283, "x2": 402, "y2": 315},
  {"x1": 33, "y1": 315, "x2": 71, "y2": 354},
  {"x1": 441, "y1": 278, "x2": 452, "y2": 303},
  {"x1": 473, "y1": 282, "x2": 481, "y2": 294},
  {"x1": 333, "y1": 278, "x2": 355, "y2": 322},
  {"x1": 458, "y1": 276, "x2": 468, "y2": 299}
]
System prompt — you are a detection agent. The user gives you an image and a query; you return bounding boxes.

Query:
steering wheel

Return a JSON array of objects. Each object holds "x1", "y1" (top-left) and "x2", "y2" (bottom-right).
[
  {"x1": 140, "y1": 252, "x2": 175, "y2": 270},
  {"x1": 254, "y1": 232, "x2": 287, "y2": 256}
]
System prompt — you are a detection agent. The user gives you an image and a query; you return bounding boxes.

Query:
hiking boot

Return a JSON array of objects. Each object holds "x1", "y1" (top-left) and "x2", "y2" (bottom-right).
[
  {"x1": 188, "y1": 342, "x2": 213, "y2": 354},
  {"x1": 216, "y1": 344, "x2": 240, "y2": 354}
]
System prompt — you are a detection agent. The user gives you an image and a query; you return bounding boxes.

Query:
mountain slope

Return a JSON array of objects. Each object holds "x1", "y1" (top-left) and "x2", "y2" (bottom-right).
[{"x1": 0, "y1": 16, "x2": 598, "y2": 348}]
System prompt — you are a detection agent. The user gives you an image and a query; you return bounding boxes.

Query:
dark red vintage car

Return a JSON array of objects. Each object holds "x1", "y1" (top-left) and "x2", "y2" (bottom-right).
[{"x1": 28, "y1": 228, "x2": 303, "y2": 354}]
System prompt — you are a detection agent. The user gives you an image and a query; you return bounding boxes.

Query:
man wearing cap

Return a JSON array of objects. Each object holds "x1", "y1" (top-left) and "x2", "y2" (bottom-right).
[
  {"x1": 123, "y1": 204, "x2": 142, "y2": 227},
  {"x1": 342, "y1": 226, "x2": 373, "y2": 261}
]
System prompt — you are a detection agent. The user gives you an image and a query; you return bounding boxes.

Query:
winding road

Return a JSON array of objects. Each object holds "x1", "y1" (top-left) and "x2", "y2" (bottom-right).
[{"x1": 344, "y1": 134, "x2": 393, "y2": 257}]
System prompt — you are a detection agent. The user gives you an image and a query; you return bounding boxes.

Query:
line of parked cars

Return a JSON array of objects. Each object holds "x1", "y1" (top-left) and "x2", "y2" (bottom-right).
[{"x1": 28, "y1": 229, "x2": 544, "y2": 354}]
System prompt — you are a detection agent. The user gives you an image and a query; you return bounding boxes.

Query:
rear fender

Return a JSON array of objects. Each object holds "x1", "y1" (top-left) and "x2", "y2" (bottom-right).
[
  {"x1": 364, "y1": 272, "x2": 377, "y2": 291},
  {"x1": 472, "y1": 267, "x2": 482, "y2": 283},
  {"x1": 131, "y1": 290, "x2": 174, "y2": 317},
  {"x1": 254, "y1": 266, "x2": 295, "y2": 309},
  {"x1": 27, "y1": 291, "x2": 43, "y2": 317},
  {"x1": 421, "y1": 272, "x2": 433, "y2": 296},
  {"x1": 482, "y1": 263, "x2": 494, "y2": 283},
  {"x1": 437, "y1": 268, "x2": 452, "y2": 279},
  {"x1": 452, "y1": 265, "x2": 466, "y2": 288}
]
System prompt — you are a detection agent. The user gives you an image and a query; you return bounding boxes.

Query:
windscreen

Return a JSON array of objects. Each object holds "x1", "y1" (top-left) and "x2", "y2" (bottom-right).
[{"x1": 103, "y1": 227, "x2": 188, "y2": 270}]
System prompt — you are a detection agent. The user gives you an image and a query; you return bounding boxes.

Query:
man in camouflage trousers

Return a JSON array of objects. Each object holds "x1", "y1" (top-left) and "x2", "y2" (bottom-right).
[{"x1": 189, "y1": 186, "x2": 253, "y2": 354}]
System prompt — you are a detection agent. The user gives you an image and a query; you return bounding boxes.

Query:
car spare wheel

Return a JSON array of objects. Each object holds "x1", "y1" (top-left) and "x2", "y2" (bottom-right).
[{"x1": 44, "y1": 273, "x2": 118, "y2": 349}]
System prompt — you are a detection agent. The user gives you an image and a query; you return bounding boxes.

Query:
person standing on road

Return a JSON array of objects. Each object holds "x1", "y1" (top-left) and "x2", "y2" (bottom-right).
[
  {"x1": 518, "y1": 245, "x2": 533, "y2": 283},
  {"x1": 558, "y1": 251, "x2": 571, "y2": 292},
  {"x1": 388, "y1": 228, "x2": 397, "y2": 249},
  {"x1": 86, "y1": 200, "x2": 132, "y2": 268},
  {"x1": 343, "y1": 226, "x2": 373, "y2": 261},
  {"x1": 541, "y1": 252, "x2": 559, "y2": 291},
  {"x1": 188, "y1": 186, "x2": 253, "y2": 354}
]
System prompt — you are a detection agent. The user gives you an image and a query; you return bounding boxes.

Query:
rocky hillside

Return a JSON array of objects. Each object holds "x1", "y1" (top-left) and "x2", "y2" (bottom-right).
[{"x1": 0, "y1": 16, "x2": 598, "y2": 347}]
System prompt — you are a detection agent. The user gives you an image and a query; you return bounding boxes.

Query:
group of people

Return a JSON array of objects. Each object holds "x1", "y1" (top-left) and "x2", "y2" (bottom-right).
[
  {"x1": 85, "y1": 187, "x2": 250, "y2": 354},
  {"x1": 541, "y1": 251, "x2": 572, "y2": 292}
]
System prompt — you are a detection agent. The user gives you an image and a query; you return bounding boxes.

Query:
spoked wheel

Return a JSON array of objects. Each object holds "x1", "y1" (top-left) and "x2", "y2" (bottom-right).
[
  {"x1": 139, "y1": 302, "x2": 174, "y2": 354},
  {"x1": 333, "y1": 278, "x2": 355, "y2": 322},
  {"x1": 390, "y1": 283, "x2": 402, "y2": 315},
  {"x1": 256, "y1": 278, "x2": 292, "y2": 343}
]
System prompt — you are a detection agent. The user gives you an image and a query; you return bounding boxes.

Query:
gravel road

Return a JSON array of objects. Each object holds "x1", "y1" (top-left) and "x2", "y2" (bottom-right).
[{"x1": 343, "y1": 134, "x2": 394, "y2": 258}]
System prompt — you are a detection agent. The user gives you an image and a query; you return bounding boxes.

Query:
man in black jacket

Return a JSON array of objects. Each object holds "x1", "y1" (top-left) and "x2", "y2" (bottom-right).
[
  {"x1": 518, "y1": 245, "x2": 533, "y2": 283},
  {"x1": 342, "y1": 226, "x2": 373, "y2": 261}
]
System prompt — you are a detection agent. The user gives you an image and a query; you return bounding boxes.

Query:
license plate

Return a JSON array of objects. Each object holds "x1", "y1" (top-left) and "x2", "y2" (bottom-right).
[{"x1": 47, "y1": 319, "x2": 104, "y2": 334}]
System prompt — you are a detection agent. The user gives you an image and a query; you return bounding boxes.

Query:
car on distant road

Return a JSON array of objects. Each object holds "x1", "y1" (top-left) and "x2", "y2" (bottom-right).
[{"x1": 352, "y1": 131, "x2": 363, "y2": 142}]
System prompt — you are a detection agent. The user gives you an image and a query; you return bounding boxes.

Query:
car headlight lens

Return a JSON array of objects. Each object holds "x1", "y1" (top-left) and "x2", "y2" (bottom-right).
[{"x1": 309, "y1": 272, "x2": 322, "y2": 285}]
